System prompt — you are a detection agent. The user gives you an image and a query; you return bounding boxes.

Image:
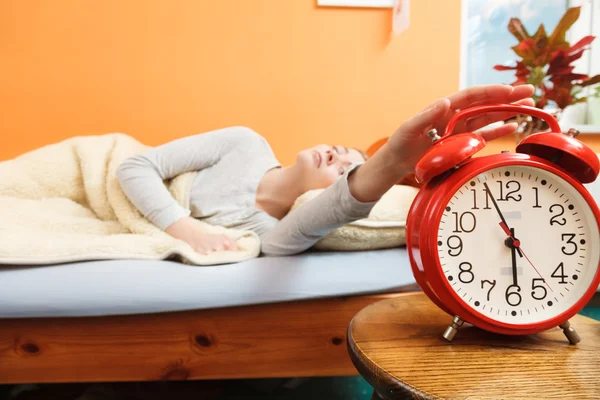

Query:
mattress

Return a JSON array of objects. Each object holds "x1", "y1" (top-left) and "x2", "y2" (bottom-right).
[
  {"x1": 0, "y1": 248, "x2": 416, "y2": 318},
  {"x1": 2, "y1": 178, "x2": 599, "y2": 319}
]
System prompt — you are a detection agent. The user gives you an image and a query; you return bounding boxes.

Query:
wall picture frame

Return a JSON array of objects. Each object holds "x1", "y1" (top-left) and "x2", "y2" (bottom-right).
[{"x1": 317, "y1": 0, "x2": 394, "y2": 8}]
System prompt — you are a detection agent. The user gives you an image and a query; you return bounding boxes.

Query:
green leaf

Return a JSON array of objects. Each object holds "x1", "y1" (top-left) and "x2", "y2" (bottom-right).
[
  {"x1": 548, "y1": 7, "x2": 580, "y2": 47},
  {"x1": 527, "y1": 66, "x2": 546, "y2": 87},
  {"x1": 508, "y1": 18, "x2": 530, "y2": 42},
  {"x1": 571, "y1": 85, "x2": 583, "y2": 96}
]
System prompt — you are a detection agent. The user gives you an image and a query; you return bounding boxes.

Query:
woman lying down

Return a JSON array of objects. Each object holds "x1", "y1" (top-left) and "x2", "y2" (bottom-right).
[{"x1": 117, "y1": 84, "x2": 535, "y2": 257}]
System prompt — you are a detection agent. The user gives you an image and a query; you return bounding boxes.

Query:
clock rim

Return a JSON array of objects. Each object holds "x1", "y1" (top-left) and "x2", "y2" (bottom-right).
[{"x1": 409, "y1": 153, "x2": 600, "y2": 335}]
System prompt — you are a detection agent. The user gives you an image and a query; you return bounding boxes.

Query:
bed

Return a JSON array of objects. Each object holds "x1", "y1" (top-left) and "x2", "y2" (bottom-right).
[
  {"x1": 0, "y1": 248, "x2": 418, "y2": 384},
  {"x1": 2, "y1": 149, "x2": 599, "y2": 385}
]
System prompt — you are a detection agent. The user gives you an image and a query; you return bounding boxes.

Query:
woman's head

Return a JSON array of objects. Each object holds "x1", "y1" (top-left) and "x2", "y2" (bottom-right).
[{"x1": 295, "y1": 144, "x2": 367, "y2": 190}]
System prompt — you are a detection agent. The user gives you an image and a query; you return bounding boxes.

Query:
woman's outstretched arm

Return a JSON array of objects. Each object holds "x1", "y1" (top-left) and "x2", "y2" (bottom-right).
[
  {"x1": 347, "y1": 84, "x2": 535, "y2": 202},
  {"x1": 261, "y1": 84, "x2": 535, "y2": 256},
  {"x1": 259, "y1": 163, "x2": 378, "y2": 256}
]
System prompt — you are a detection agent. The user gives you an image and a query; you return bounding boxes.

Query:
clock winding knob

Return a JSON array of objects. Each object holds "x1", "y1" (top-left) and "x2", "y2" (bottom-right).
[
  {"x1": 565, "y1": 128, "x2": 580, "y2": 138},
  {"x1": 427, "y1": 129, "x2": 441, "y2": 143}
]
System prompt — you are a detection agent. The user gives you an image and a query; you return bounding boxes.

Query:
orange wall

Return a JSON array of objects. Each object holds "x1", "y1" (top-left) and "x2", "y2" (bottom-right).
[
  {"x1": 0, "y1": 0, "x2": 462, "y2": 165},
  {"x1": 3, "y1": 1, "x2": 596, "y2": 165}
]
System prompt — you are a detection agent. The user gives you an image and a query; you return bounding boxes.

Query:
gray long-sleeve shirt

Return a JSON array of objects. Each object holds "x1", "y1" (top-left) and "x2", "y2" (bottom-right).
[{"x1": 116, "y1": 127, "x2": 377, "y2": 256}]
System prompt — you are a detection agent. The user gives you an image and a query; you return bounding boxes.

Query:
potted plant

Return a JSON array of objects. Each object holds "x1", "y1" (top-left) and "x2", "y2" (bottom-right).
[{"x1": 494, "y1": 6, "x2": 600, "y2": 141}]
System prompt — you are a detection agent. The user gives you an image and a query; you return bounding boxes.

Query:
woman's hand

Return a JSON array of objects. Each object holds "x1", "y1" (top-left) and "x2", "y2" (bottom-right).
[
  {"x1": 387, "y1": 84, "x2": 535, "y2": 174},
  {"x1": 348, "y1": 84, "x2": 535, "y2": 203},
  {"x1": 165, "y1": 216, "x2": 238, "y2": 254}
]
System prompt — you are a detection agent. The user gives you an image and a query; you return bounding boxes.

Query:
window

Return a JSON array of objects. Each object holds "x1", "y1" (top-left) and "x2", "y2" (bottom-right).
[{"x1": 460, "y1": 0, "x2": 599, "y2": 128}]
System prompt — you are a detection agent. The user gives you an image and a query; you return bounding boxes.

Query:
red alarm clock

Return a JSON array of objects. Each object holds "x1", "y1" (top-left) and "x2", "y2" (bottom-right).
[{"x1": 406, "y1": 104, "x2": 600, "y2": 344}]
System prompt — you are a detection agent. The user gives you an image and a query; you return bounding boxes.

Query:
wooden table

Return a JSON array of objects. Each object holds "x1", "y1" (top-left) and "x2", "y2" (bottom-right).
[{"x1": 347, "y1": 292, "x2": 600, "y2": 400}]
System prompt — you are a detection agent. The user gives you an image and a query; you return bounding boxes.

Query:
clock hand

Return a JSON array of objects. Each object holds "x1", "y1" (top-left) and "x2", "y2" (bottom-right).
[
  {"x1": 484, "y1": 181, "x2": 552, "y2": 291},
  {"x1": 511, "y1": 229, "x2": 554, "y2": 293},
  {"x1": 483, "y1": 182, "x2": 509, "y2": 226},
  {"x1": 509, "y1": 228, "x2": 518, "y2": 287},
  {"x1": 500, "y1": 221, "x2": 523, "y2": 258},
  {"x1": 483, "y1": 182, "x2": 523, "y2": 257}
]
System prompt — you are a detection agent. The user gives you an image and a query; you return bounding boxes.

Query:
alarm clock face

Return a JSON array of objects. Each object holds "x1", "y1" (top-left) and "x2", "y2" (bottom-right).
[{"x1": 437, "y1": 165, "x2": 600, "y2": 325}]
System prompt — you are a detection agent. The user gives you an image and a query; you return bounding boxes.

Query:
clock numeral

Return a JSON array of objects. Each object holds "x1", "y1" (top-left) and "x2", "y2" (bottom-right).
[
  {"x1": 452, "y1": 212, "x2": 476, "y2": 233},
  {"x1": 549, "y1": 204, "x2": 566, "y2": 226},
  {"x1": 505, "y1": 284, "x2": 522, "y2": 307},
  {"x1": 531, "y1": 278, "x2": 548, "y2": 300},
  {"x1": 551, "y1": 262, "x2": 568, "y2": 284},
  {"x1": 484, "y1": 189, "x2": 492, "y2": 210},
  {"x1": 471, "y1": 189, "x2": 479, "y2": 210},
  {"x1": 471, "y1": 189, "x2": 491, "y2": 210},
  {"x1": 481, "y1": 279, "x2": 496, "y2": 301},
  {"x1": 458, "y1": 262, "x2": 474, "y2": 284},
  {"x1": 532, "y1": 187, "x2": 542, "y2": 208},
  {"x1": 497, "y1": 180, "x2": 522, "y2": 202},
  {"x1": 447, "y1": 235, "x2": 463, "y2": 257},
  {"x1": 561, "y1": 233, "x2": 578, "y2": 255}
]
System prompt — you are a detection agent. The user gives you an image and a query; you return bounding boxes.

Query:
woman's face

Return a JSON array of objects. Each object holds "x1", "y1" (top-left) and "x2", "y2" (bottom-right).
[{"x1": 295, "y1": 144, "x2": 366, "y2": 190}]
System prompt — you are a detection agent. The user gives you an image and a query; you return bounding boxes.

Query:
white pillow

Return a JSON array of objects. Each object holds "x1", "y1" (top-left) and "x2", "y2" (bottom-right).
[{"x1": 291, "y1": 185, "x2": 420, "y2": 251}]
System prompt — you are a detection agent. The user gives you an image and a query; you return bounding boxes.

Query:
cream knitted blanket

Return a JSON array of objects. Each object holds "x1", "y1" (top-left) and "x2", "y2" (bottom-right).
[{"x1": 0, "y1": 134, "x2": 260, "y2": 265}]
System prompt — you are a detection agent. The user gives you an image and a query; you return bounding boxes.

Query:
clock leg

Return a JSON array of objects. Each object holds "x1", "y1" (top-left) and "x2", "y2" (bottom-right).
[
  {"x1": 559, "y1": 320, "x2": 581, "y2": 345},
  {"x1": 443, "y1": 315, "x2": 464, "y2": 342}
]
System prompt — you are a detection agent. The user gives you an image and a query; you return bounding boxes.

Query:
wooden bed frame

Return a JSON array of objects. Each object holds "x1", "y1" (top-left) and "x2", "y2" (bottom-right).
[
  {"x1": 0, "y1": 292, "x2": 414, "y2": 384},
  {"x1": 2, "y1": 290, "x2": 598, "y2": 385}
]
